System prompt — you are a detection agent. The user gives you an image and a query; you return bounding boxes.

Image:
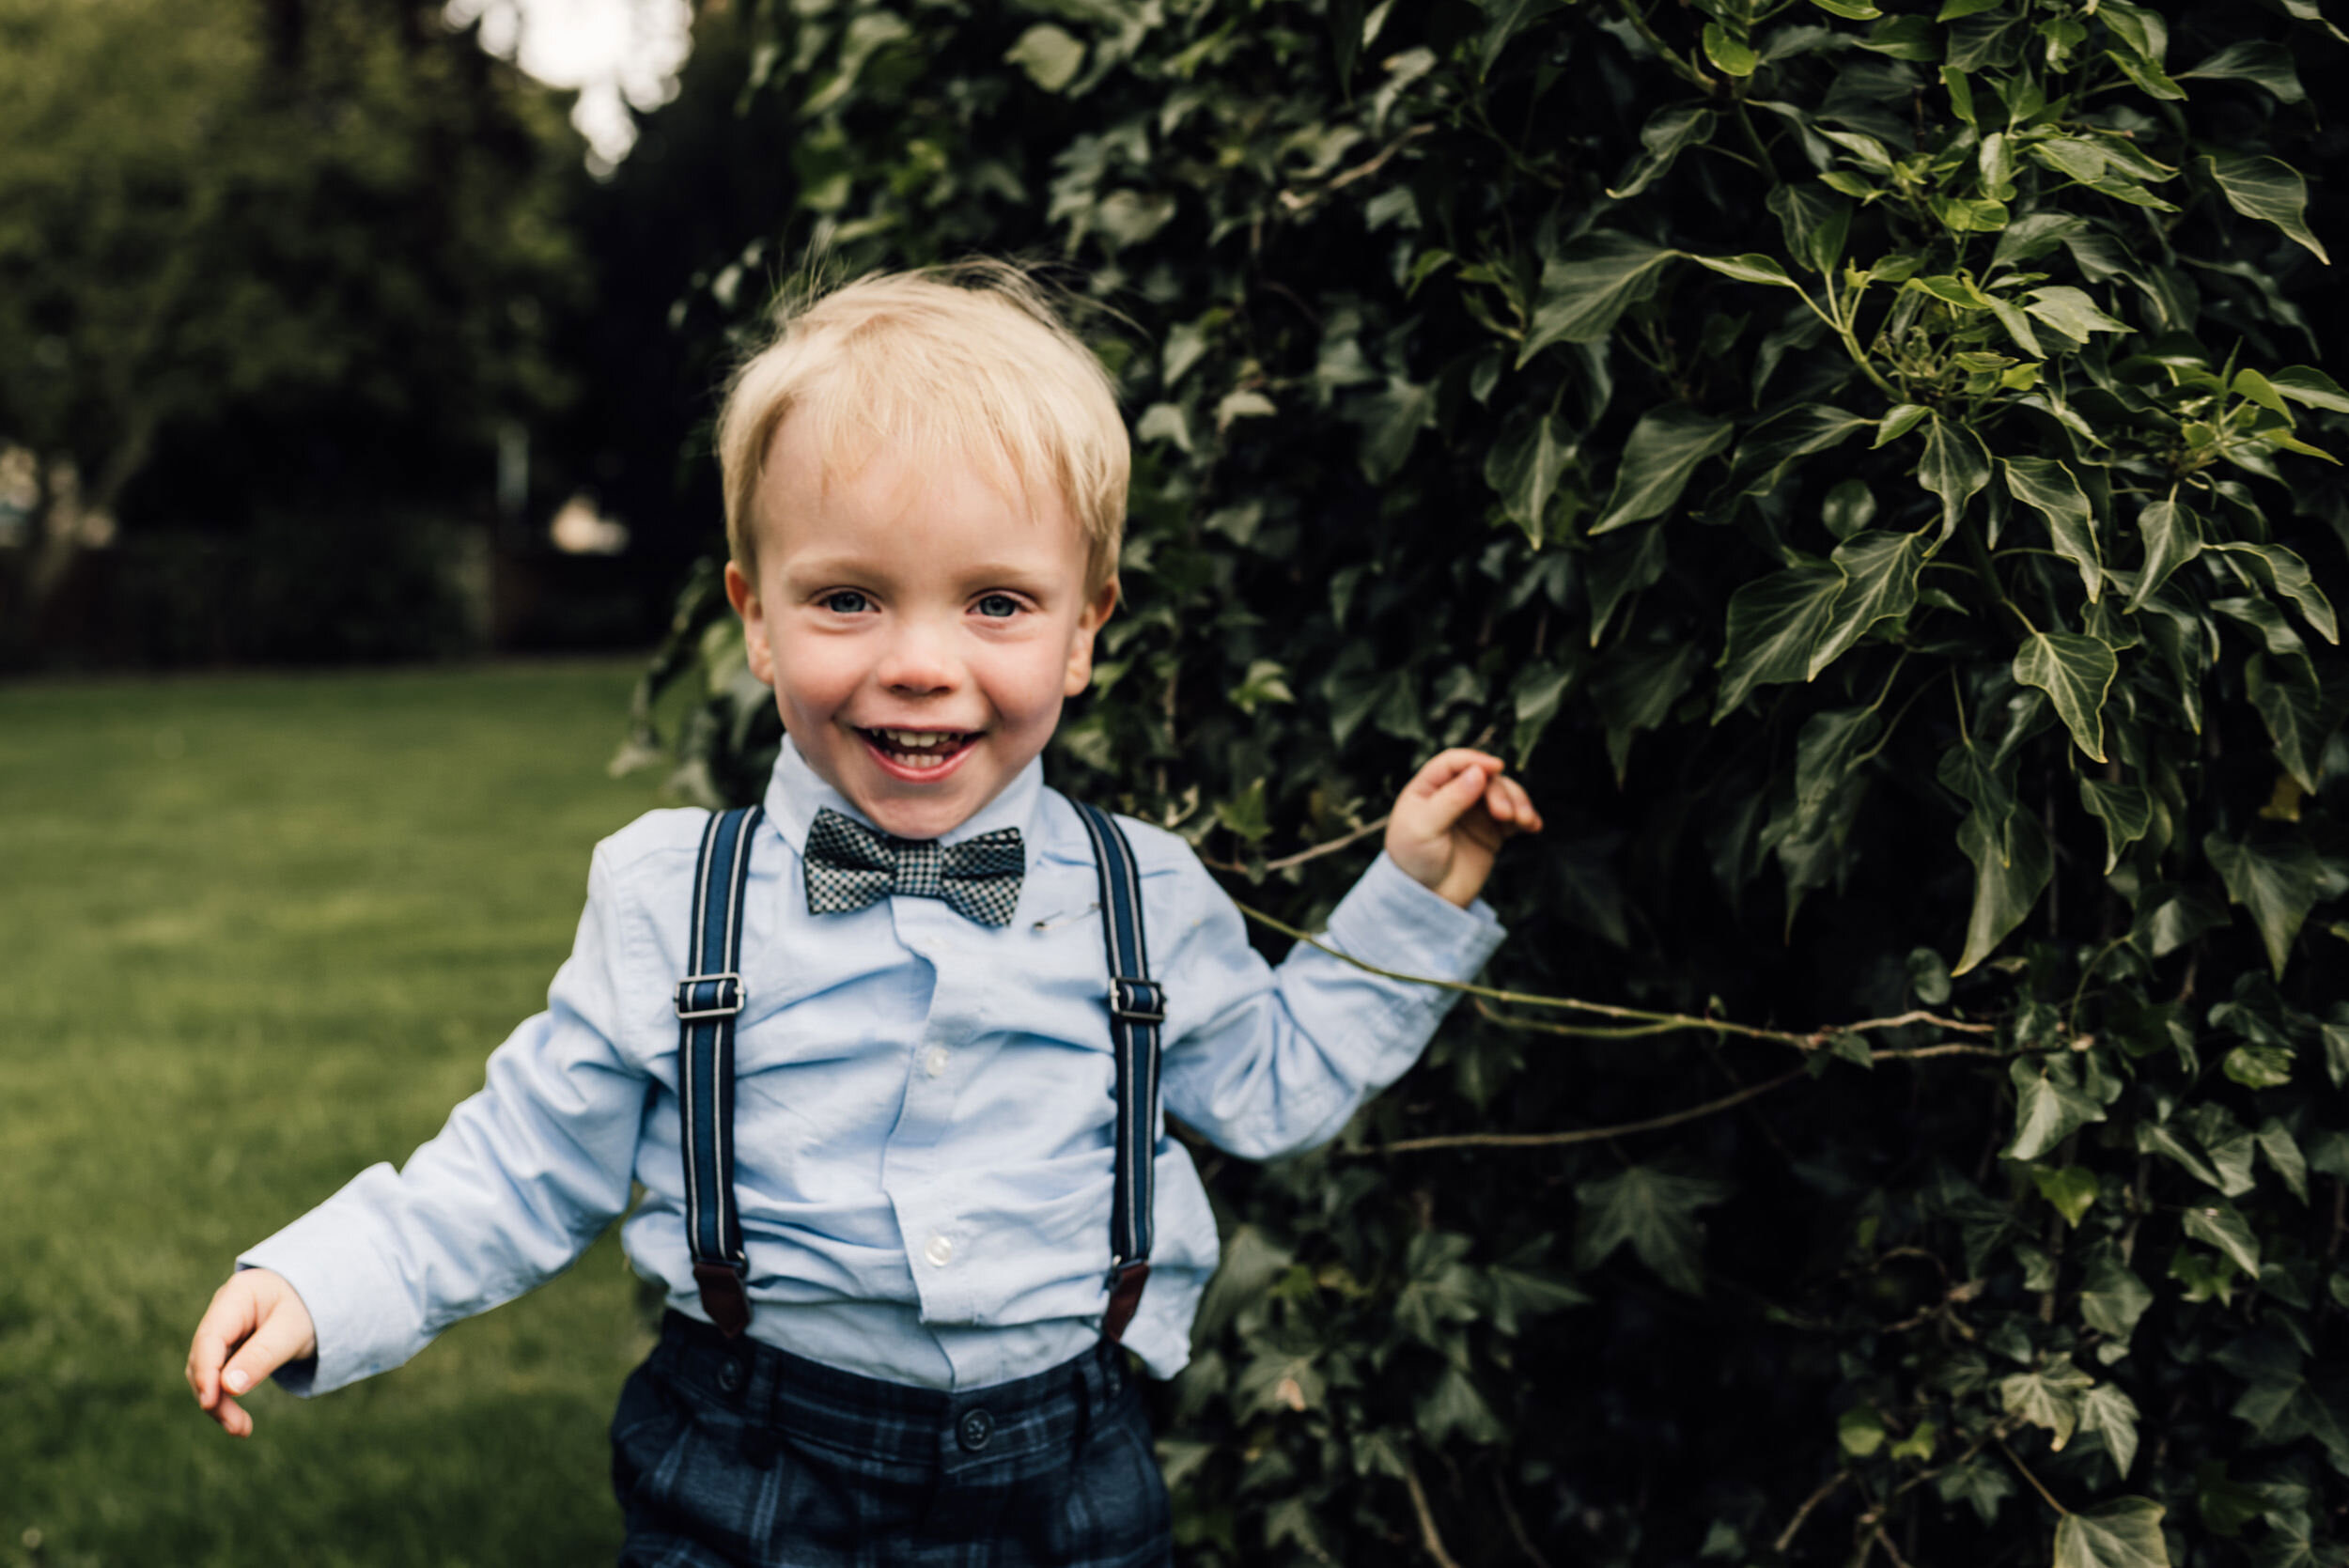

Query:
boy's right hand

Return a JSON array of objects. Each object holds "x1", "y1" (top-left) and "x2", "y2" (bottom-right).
[{"x1": 186, "y1": 1268, "x2": 317, "y2": 1437}]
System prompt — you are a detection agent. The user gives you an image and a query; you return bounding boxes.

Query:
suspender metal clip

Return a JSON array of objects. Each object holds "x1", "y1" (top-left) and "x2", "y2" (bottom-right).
[
  {"x1": 1108, "y1": 976, "x2": 1165, "y2": 1024},
  {"x1": 674, "y1": 972, "x2": 747, "y2": 1020}
]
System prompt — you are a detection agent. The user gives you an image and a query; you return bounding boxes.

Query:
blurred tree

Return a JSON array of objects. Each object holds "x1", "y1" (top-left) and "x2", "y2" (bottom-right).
[{"x1": 0, "y1": 0, "x2": 582, "y2": 657}]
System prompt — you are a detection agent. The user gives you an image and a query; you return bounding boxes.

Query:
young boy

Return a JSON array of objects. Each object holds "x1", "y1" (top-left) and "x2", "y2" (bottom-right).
[{"x1": 187, "y1": 266, "x2": 1540, "y2": 1566}]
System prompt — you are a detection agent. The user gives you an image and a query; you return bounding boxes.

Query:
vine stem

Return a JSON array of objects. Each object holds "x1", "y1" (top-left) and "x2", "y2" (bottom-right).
[
  {"x1": 1200, "y1": 814, "x2": 1390, "y2": 875},
  {"x1": 1773, "y1": 1470, "x2": 1853, "y2": 1552},
  {"x1": 1398, "y1": 1453, "x2": 1464, "y2": 1568},
  {"x1": 1378, "y1": 1067, "x2": 1808, "y2": 1154},
  {"x1": 1235, "y1": 903, "x2": 1995, "y2": 1043},
  {"x1": 1997, "y1": 1438, "x2": 2070, "y2": 1517}
]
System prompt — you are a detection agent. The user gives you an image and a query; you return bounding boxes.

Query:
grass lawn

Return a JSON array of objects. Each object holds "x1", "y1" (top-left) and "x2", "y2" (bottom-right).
[{"x1": 0, "y1": 660, "x2": 677, "y2": 1568}]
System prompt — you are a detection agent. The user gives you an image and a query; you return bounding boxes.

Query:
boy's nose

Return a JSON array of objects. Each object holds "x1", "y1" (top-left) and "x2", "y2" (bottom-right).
[{"x1": 875, "y1": 622, "x2": 960, "y2": 694}]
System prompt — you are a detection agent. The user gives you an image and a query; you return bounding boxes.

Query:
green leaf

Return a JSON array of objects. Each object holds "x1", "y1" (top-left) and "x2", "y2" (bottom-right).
[
  {"x1": 2225, "y1": 1044, "x2": 2295, "y2": 1090},
  {"x1": 1689, "y1": 252, "x2": 1802, "y2": 289},
  {"x1": 2000, "y1": 1356, "x2": 2093, "y2": 1446},
  {"x1": 2032, "y1": 1165, "x2": 2100, "y2": 1226},
  {"x1": 2008, "y1": 1058, "x2": 2108, "y2": 1162},
  {"x1": 1713, "y1": 563, "x2": 1846, "y2": 719},
  {"x1": 1521, "y1": 233, "x2": 1676, "y2": 364},
  {"x1": 1918, "y1": 415, "x2": 1992, "y2": 536},
  {"x1": 2004, "y1": 458, "x2": 2101, "y2": 601},
  {"x1": 1838, "y1": 1404, "x2": 1887, "y2": 1457},
  {"x1": 2269, "y1": 365, "x2": 2349, "y2": 414},
  {"x1": 2079, "y1": 779, "x2": 2151, "y2": 874},
  {"x1": 2125, "y1": 498, "x2": 2200, "y2": 611},
  {"x1": 1608, "y1": 103, "x2": 1718, "y2": 200},
  {"x1": 2205, "y1": 828, "x2": 2322, "y2": 980},
  {"x1": 2014, "y1": 631, "x2": 2119, "y2": 762},
  {"x1": 2054, "y1": 1497, "x2": 2170, "y2": 1568},
  {"x1": 1791, "y1": 709, "x2": 1882, "y2": 839},
  {"x1": 2138, "y1": 1120, "x2": 2226, "y2": 1190},
  {"x1": 1728, "y1": 404, "x2": 1874, "y2": 494},
  {"x1": 2203, "y1": 153, "x2": 2330, "y2": 264},
  {"x1": 2248, "y1": 654, "x2": 2327, "y2": 795},
  {"x1": 1594, "y1": 406, "x2": 1735, "y2": 535},
  {"x1": 2107, "y1": 47, "x2": 2186, "y2": 101},
  {"x1": 2210, "y1": 543, "x2": 2338, "y2": 644},
  {"x1": 2258, "y1": 1117, "x2": 2310, "y2": 1203},
  {"x1": 1812, "y1": 0, "x2": 1882, "y2": 18},
  {"x1": 1703, "y1": 22, "x2": 1758, "y2": 77},
  {"x1": 2177, "y1": 39, "x2": 2304, "y2": 101},
  {"x1": 1809, "y1": 530, "x2": 1924, "y2": 676},
  {"x1": 1003, "y1": 23, "x2": 1086, "y2": 92},
  {"x1": 1876, "y1": 404, "x2": 1931, "y2": 447},
  {"x1": 2182, "y1": 1202, "x2": 2262, "y2": 1278},
  {"x1": 1352, "y1": 376, "x2": 1436, "y2": 482},
  {"x1": 1586, "y1": 524, "x2": 1668, "y2": 645},
  {"x1": 1484, "y1": 409, "x2": 1578, "y2": 543},
  {"x1": 2026, "y1": 285, "x2": 2133, "y2": 343},
  {"x1": 2081, "y1": 1383, "x2": 2141, "y2": 1476},
  {"x1": 2079, "y1": 1250, "x2": 2155, "y2": 1340},
  {"x1": 1767, "y1": 182, "x2": 1853, "y2": 273},
  {"x1": 1574, "y1": 1163, "x2": 1731, "y2": 1295},
  {"x1": 1954, "y1": 799, "x2": 2050, "y2": 974}
]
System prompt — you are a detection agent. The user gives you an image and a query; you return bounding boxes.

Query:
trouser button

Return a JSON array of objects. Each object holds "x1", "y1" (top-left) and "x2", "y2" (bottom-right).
[{"x1": 957, "y1": 1407, "x2": 994, "y2": 1452}]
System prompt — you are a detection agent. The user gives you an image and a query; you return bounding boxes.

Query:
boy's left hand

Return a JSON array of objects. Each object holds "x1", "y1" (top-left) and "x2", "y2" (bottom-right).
[{"x1": 1385, "y1": 749, "x2": 1542, "y2": 908}]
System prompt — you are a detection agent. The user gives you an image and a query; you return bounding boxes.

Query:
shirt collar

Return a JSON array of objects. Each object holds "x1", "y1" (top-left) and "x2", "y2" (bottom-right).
[{"x1": 761, "y1": 735, "x2": 1046, "y2": 861}]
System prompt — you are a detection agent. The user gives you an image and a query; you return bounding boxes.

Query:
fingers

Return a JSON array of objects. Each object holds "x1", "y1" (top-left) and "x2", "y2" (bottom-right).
[
  {"x1": 188, "y1": 1281, "x2": 257, "y2": 1413},
  {"x1": 188, "y1": 1271, "x2": 316, "y2": 1438},
  {"x1": 1483, "y1": 771, "x2": 1543, "y2": 835},
  {"x1": 1407, "y1": 749, "x2": 1503, "y2": 799}
]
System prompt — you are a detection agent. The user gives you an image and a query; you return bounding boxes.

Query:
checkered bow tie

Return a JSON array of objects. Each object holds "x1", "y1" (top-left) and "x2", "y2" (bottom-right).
[{"x1": 801, "y1": 807, "x2": 1025, "y2": 928}]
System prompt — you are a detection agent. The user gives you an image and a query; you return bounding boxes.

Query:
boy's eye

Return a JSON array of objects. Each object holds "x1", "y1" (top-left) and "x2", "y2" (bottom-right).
[
  {"x1": 973, "y1": 594, "x2": 1022, "y2": 619},
  {"x1": 820, "y1": 590, "x2": 873, "y2": 614}
]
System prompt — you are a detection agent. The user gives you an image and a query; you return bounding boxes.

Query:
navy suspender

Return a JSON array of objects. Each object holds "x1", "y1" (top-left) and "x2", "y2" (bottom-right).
[
  {"x1": 1070, "y1": 801, "x2": 1165, "y2": 1345},
  {"x1": 674, "y1": 804, "x2": 763, "y2": 1337},
  {"x1": 671, "y1": 801, "x2": 1165, "y2": 1345}
]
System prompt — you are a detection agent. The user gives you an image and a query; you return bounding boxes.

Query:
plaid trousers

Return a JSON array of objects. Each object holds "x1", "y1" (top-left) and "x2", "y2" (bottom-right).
[{"x1": 613, "y1": 1312, "x2": 1174, "y2": 1568}]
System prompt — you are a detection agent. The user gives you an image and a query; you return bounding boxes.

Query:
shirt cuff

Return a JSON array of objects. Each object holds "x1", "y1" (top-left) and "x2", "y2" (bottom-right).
[
  {"x1": 1320, "y1": 850, "x2": 1507, "y2": 995},
  {"x1": 237, "y1": 1164, "x2": 419, "y2": 1397}
]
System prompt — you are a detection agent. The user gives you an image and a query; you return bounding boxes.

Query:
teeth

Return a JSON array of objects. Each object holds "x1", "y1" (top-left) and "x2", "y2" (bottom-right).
[{"x1": 874, "y1": 729, "x2": 961, "y2": 750}]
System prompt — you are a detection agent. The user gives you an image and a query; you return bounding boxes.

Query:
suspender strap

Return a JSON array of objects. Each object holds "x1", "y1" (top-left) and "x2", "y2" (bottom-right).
[
  {"x1": 675, "y1": 804, "x2": 763, "y2": 1338},
  {"x1": 1071, "y1": 801, "x2": 1164, "y2": 1346}
]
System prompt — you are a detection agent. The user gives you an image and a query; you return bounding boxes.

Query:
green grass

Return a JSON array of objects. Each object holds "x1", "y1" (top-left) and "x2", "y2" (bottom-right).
[{"x1": 0, "y1": 660, "x2": 679, "y2": 1567}]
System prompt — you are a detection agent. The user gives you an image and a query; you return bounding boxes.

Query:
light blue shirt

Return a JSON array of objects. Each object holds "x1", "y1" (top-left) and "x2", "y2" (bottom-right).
[{"x1": 243, "y1": 739, "x2": 1506, "y2": 1393}]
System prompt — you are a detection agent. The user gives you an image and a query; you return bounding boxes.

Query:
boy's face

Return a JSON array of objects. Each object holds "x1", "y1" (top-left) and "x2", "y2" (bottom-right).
[{"x1": 726, "y1": 415, "x2": 1117, "y2": 842}]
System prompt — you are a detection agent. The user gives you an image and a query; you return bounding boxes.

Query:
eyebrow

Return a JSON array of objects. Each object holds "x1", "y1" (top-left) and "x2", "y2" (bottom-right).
[{"x1": 784, "y1": 556, "x2": 1065, "y2": 591}]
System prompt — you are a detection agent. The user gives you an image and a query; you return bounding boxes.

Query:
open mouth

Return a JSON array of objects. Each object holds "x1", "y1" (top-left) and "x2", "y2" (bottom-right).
[{"x1": 859, "y1": 728, "x2": 979, "y2": 773}]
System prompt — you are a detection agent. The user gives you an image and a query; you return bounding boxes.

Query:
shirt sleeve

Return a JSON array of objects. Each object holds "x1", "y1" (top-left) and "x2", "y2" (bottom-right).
[
  {"x1": 1156, "y1": 848, "x2": 1506, "y2": 1160},
  {"x1": 239, "y1": 844, "x2": 648, "y2": 1396}
]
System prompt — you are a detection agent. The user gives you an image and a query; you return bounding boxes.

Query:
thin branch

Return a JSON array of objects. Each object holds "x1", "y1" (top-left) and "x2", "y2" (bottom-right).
[
  {"x1": 1200, "y1": 814, "x2": 1391, "y2": 876},
  {"x1": 1872, "y1": 1521, "x2": 1918, "y2": 1568},
  {"x1": 1399, "y1": 1453, "x2": 1465, "y2": 1568},
  {"x1": 1378, "y1": 1068, "x2": 1807, "y2": 1154},
  {"x1": 1775, "y1": 1470, "x2": 1853, "y2": 1553},
  {"x1": 1493, "y1": 1470, "x2": 1557, "y2": 1568},
  {"x1": 1997, "y1": 1438, "x2": 2069, "y2": 1517},
  {"x1": 1279, "y1": 125, "x2": 1436, "y2": 215}
]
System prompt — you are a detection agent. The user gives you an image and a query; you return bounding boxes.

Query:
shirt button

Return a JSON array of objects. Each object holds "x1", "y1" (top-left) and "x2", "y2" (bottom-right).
[
  {"x1": 924, "y1": 1234, "x2": 955, "y2": 1268},
  {"x1": 924, "y1": 1047, "x2": 951, "y2": 1079},
  {"x1": 716, "y1": 1356, "x2": 744, "y2": 1394},
  {"x1": 957, "y1": 1407, "x2": 994, "y2": 1452}
]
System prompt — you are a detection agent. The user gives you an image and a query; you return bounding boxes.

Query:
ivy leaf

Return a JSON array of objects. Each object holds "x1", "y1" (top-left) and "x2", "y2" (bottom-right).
[
  {"x1": 1003, "y1": 23, "x2": 1085, "y2": 92},
  {"x1": 2203, "y1": 153, "x2": 2330, "y2": 264},
  {"x1": 2014, "y1": 631, "x2": 2119, "y2": 762},
  {"x1": 1586, "y1": 524, "x2": 1668, "y2": 645},
  {"x1": 2079, "y1": 1250, "x2": 2155, "y2": 1341},
  {"x1": 1918, "y1": 415, "x2": 1992, "y2": 537},
  {"x1": 1767, "y1": 181, "x2": 1853, "y2": 273},
  {"x1": 2205, "y1": 828, "x2": 2321, "y2": 980},
  {"x1": 2008, "y1": 1057, "x2": 2108, "y2": 1161},
  {"x1": 1485, "y1": 408, "x2": 1578, "y2": 543},
  {"x1": 2079, "y1": 779, "x2": 2152, "y2": 873},
  {"x1": 1809, "y1": 530, "x2": 1924, "y2": 677},
  {"x1": 1417, "y1": 1363, "x2": 1507, "y2": 1445},
  {"x1": 2004, "y1": 458, "x2": 2102, "y2": 601},
  {"x1": 2125, "y1": 498, "x2": 2201, "y2": 611},
  {"x1": 1791, "y1": 709, "x2": 1881, "y2": 839},
  {"x1": 2177, "y1": 39, "x2": 2305, "y2": 101},
  {"x1": 1702, "y1": 22, "x2": 1758, "y2": 77},
  {"x1": 1954, "y1": 800, "x2": 2051, "y2": 974},
  {"x1": 2258, "y1": 1119, "x2": 2310, "y2": 1203},
  {"x1": 1726, "y1": 403, "x2": 1874, "y2": 494},
  {"x1": 2032, "y1": 1165, "x2": 2100, "y2": 1226},
  {"x1": 1574, "y1": 1163, "x2": 1731, "y2": 1295},
  {"x1": 1352, "y1": 376, "x2": 1436, "y2": 482},
  {"x1": 2080, "y1": 1383, "x2": 2142, "y2": 1476},
  {"x1": 1609, "y1": 103, "x2": 1717, "y2": 199},
  {"x1": 2210, "y1": 542, "x2": 2338, "y2": 644},
  {"x1": 2183, "y1": 1202, "x2": 2263, "y2": 1278},
  {"x1": 1689, "y1": 252, "x2": 1802, "y2": 289},
  {"x1": 2000, "y1": 1356, "x2": 2093, "y2": 1446},
  {"x1": 1594, "y1": 405, "x2": 1735, "y2": 535},
  {"x1": 2027, "y1": 286, "x2": 2133, "y2": 343},
  {"x1": 1521, "y1": 232, "x2": 1676, "y2": 364},
  {"x1": 2054, "y1": 1497, "x2": 2170, "y2": 1568},
  {"x1": 2269, "y1": 365, "x2": 2349, "y2": 415},
  {"x1": 2247, "y1": 654, "x2": 2327, "y2": 795},
  {"x1": 1713, "y1": 562, "x2": 1847, "y2": 719}
]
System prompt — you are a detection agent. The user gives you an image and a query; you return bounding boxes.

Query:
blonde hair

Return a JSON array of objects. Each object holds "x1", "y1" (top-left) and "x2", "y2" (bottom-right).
[{"x1": 716, "y1": 262, "x2": 1128, "y2": 594}]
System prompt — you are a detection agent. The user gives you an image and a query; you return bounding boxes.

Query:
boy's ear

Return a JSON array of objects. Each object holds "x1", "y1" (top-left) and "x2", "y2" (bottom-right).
[
  {"x1": 724, "y1": 562, "x2": 777, "y2": 688},
  {"x1": 1063, "y1": 577, "x2": 1120, "y2": 698}
]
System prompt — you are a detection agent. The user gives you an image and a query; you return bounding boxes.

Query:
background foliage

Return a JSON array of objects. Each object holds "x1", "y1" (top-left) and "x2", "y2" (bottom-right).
[{"x1": 616, "y1": 0, "x2": 2349, "y2": 1563}]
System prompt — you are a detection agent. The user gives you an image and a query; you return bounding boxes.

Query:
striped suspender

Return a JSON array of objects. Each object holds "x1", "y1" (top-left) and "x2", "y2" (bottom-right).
[
  {"x1": 673, "y1": 805, "x2": 762, "y2": 1337},
  {"x1": 1071, "y1": 801, "x2": 1165, "y2": 1346},
  {"x1": 671, "y1": 800, "x2": 1164, "y2": 1347}
]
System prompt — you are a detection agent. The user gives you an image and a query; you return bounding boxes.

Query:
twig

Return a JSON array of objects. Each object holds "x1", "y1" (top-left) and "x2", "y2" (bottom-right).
[
  {"x1": 1774, "y1": 1469, "x2": 1854, "y2": 1553},
  {"x1": 1493, "y1": 1470, "x2": 1557, "y2": 1568},
  {"x1": 1200, "y1": 814, "x2": 1391, "y2": 875},
  {"x1": 1237, "y1": 902, "x2": 1994, "y2": 1044},
  {"x1": 1279, "y1": 125, "x2": 1437, "y2": 214},
  {"x1": 1872, "y1": 1521, "x2": 1917, "y2": 1568},
  {"x1": 1377, "y1": 1068, "x2": 1808, "y2": 1154},
  {"x1": 1399, "y1": 1452, "x2": 1465, "y2": 1568},
  {"x1": 1997, "y1": 1438, "x2": 2069, "y2": 1517}
]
